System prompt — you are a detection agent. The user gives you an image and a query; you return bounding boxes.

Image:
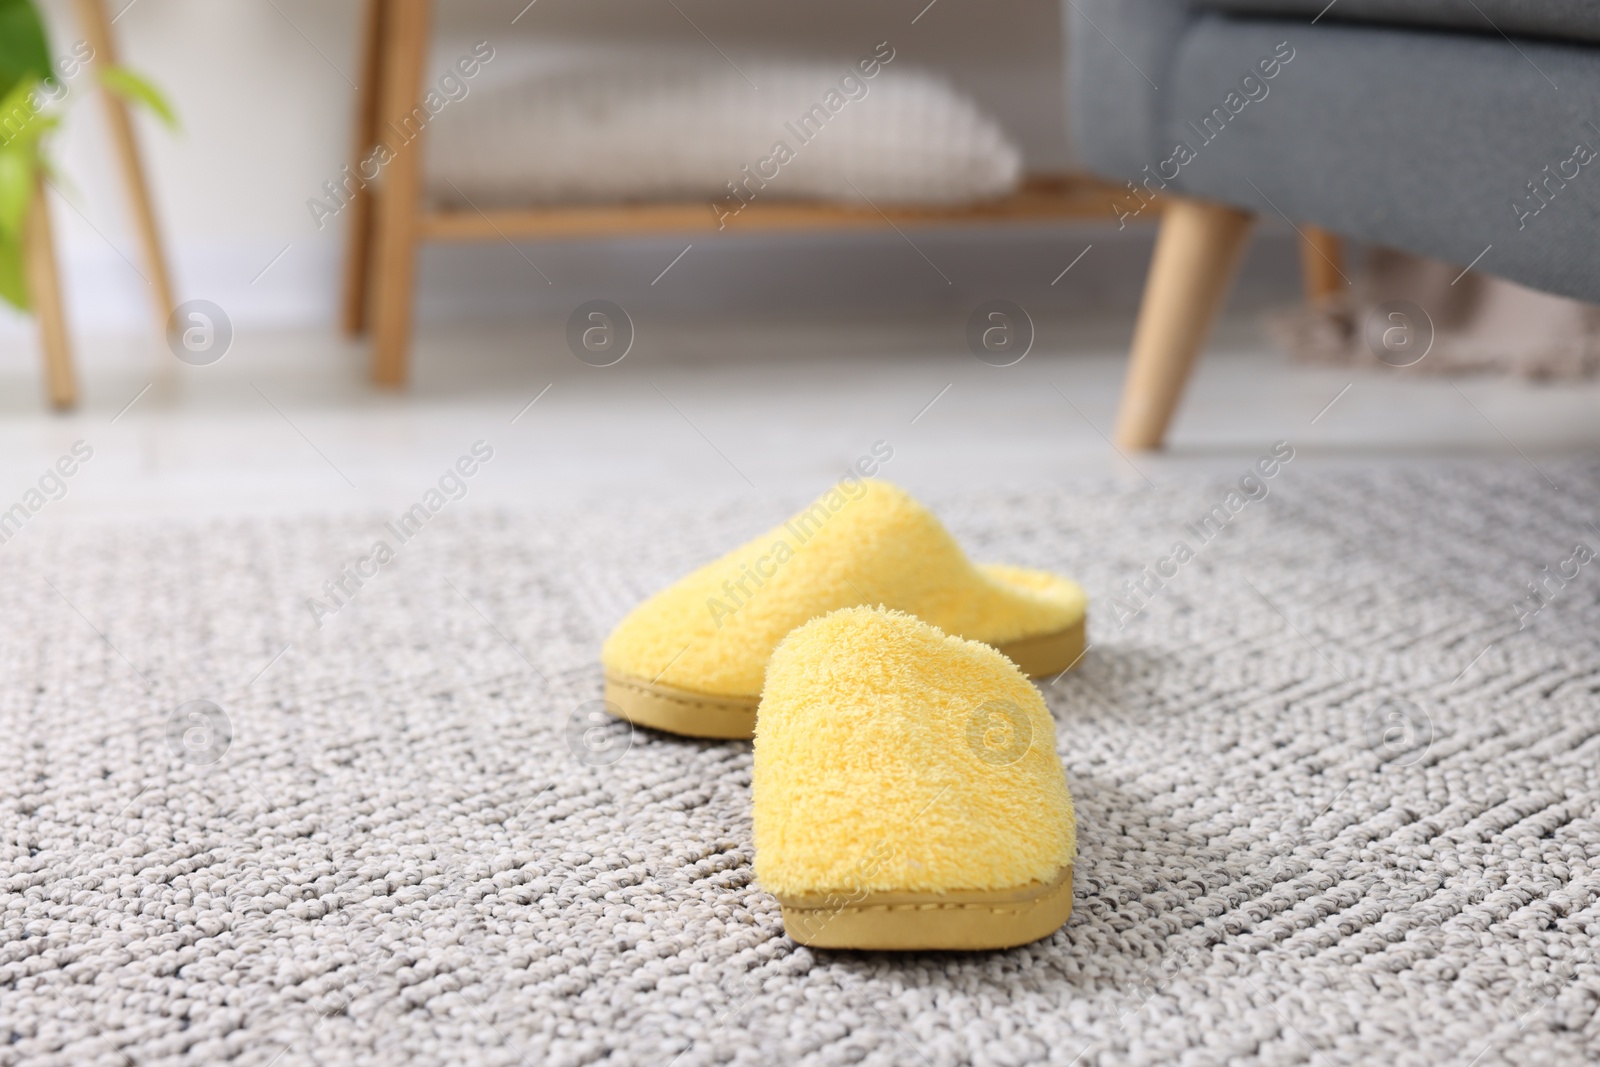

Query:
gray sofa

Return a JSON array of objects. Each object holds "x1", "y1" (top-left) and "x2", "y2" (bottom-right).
[{"x1": 1066, "y1": 0, "x2": 1600, "y2": 446}]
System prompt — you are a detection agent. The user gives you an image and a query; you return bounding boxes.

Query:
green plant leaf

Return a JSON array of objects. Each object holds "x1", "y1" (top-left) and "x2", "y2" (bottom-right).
[
  {"x1": 0, "y1": 232, "x2": 28, "y2": 311},
  {"x1": 0, "y1": 148, "x2": 34, "y2": 241},
  {"x1": 99, "y1": 65, "x2": 179, "y2": 130},
  {"x1": 0, "y1": 1, "x2": 47, "y2": 314},
  {"x1": 0, "y1": 75, "x2": 55, "y2": 152},
  {"x1": 0, "y1": 0, "x2": 51, "y2": 100},
  {"x1": 3, "y1": 110, "x2": 56, "y2": 155}
]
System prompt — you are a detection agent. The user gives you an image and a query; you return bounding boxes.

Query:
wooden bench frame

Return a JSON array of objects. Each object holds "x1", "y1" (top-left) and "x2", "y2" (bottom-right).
[{"x1": 341, "y1": 0, "x2": 1177, "y2": 386}]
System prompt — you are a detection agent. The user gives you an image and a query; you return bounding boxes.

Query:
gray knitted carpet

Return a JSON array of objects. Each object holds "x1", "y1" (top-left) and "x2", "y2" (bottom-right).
[{"x1": 5, "y1": 462, "x2": 1600, "y2": 1066}]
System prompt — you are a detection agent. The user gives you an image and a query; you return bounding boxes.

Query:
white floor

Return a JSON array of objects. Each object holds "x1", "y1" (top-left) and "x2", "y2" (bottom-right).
[{"x1": 1, "y1": 310, "x2": 1595, "y2": 527}]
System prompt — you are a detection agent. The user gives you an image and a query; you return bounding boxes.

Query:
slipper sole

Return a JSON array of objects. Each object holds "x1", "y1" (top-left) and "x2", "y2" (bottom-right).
[
  {"x1": 602, "y1": 617, "x2": 1086, "y2": 740},
  {"x1": 775, "y1": 864, "x2": 1073, "y2": 951}
]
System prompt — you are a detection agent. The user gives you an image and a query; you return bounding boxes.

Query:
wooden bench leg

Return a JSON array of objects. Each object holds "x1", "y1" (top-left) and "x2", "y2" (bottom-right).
[
  {"x1": 341, "y1": 0, "x2": 388, "y2": 337},
  {"x1": 25, "y1": 179, "x2": 77, "y2": 411},
  {"x1": 1114, "y1": 196, "x2": 1254, "y2": 451},
  {"x1": 1299, "y1": 225, "x2": 1346, "y2": 306},
  {"x1": 369, "y1": 0, "x2": 432, "y2": 387}
]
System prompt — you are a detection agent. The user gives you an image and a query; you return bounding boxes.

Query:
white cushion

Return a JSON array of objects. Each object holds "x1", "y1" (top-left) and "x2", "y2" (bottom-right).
[{"x1": 424, "y1": 43, "x2": 1022, "y2": 208}]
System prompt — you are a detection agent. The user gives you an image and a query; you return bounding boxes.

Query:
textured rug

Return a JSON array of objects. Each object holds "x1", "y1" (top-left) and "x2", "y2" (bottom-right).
[{"x1": 4, "y1": 462, "x2": 1600, "y2": 1066}]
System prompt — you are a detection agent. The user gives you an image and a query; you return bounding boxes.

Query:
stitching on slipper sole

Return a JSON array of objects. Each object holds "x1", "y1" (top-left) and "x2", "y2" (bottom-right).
[
  {"x1": 783, "y1": 901, "x2": 1044, "y2": 916},
  {"x1": 778, "y1": 870, "x2": 1073, "y2": 917},
  {"x1": 605, "y1": 674, "x2": 758, "y2": 715}
]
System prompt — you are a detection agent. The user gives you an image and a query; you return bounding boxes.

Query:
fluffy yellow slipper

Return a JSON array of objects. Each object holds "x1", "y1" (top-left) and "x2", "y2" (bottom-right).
[
  {"x1": 754, "y1": 606, "x2": 1075, "y2": 951},
  {"x1": 601, "y1": 479, "x2": 1086, "y2": 739}
]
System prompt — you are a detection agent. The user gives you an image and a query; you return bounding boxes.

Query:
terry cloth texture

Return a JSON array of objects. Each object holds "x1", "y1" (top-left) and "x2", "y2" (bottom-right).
[
  {"x1": 5, "y1": 462, "x2": 1600, "y2": 1066},
  {"x1": 753, "y1": 607, "x2": 1074, "y2": 897},
  {"x1": 1065, "y1": 2, "x2": 1600, "y2": 304},
  {"x1": 601, "y1": 479, "x2": 1085, "y2": 698}
]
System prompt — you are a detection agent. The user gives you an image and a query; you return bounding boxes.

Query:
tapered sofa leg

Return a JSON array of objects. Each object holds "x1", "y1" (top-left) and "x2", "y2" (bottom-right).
[
  {"x1": 1114, "y1": 196, "x2": 1254, "y2": 450},
  {"x1": 1299, "y1": 225, "x2": 1346, "y2": 306}
]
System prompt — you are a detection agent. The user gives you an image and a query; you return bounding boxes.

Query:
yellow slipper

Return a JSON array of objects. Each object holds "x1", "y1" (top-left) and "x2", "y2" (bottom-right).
[
  {"x1": 754, "y1": 606, "x2": 1075, "y2": 951},
  {"x1": 600, "y1": 479, "x2": 1086, "y2": 739}
]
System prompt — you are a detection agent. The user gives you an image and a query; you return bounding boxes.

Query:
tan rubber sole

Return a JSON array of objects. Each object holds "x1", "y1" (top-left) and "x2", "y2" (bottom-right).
[
  {"x1": 602, "y1": 670, "x2": 764, "y2": 740},
  {"x1": 776, "y1": 864, "x2": 1073, "y2": 951},
  {"x1": 603, "y1": 616, "x2": 1086, "y2": 741}
]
